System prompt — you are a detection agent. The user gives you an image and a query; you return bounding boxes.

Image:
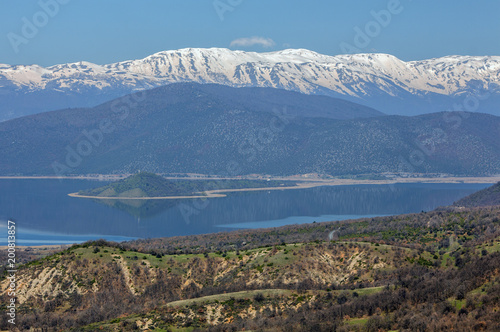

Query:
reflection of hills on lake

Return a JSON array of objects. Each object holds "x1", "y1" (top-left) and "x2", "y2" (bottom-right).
[
  {"x1": 78, "y1": 173, "x2": 297, "y2": 218},
  {"x1": 76, "y1": 172, "x2": 193, "y2": 218},
  {"x1": 0, "y1": 179, "x2": 489, "y2": 241},
  {"x1": 92, "y1": 198, "x2": 179, "y2": 218}
]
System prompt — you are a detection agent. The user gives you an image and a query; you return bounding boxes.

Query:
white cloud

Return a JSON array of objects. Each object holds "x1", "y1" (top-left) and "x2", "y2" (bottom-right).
[{"x1": 230, "y1": 36, "x2": 276, "y2": 48}]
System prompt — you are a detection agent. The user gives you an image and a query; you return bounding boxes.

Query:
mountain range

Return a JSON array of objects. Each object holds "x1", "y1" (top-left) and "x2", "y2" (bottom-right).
[
  {"x1": 1, "y1": 83, "x2": 499, "y2": 176},
  {"x1": 1, "y1": 48, "x2": 500, "y2": 120}
]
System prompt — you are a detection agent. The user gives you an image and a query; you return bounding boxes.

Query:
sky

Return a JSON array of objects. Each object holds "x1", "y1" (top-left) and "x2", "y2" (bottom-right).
[{"x1": 0, "y1": 0, "x2": 499, "y2": 66}]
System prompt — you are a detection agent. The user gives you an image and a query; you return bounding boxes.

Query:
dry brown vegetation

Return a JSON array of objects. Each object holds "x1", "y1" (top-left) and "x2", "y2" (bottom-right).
[{"x1": 1, "y1": 206, "x2": 499, "y2": 331}]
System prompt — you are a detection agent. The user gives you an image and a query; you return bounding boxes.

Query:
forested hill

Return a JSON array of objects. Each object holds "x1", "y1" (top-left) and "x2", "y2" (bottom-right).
[
  {"x1": 1, "y1": 83, "x2": 500, "y2": 176},
  {"x1": 2, "y1": 205, "x2": 499, "y2": 331},
  {"x1": 78, "y1": 172, "x2": 296, "y2": 197},
  {"x1": 454, "y1": 182, "x2": 500, "y2": 207},
  {"x1": 78, "y1": 172, "x2": 193, "y2": 197}
]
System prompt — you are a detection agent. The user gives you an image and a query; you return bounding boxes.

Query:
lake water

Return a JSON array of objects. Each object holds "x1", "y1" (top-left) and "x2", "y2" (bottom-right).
[{"x1": 0, "y1": 179, "x2": 491, "y2": 246}]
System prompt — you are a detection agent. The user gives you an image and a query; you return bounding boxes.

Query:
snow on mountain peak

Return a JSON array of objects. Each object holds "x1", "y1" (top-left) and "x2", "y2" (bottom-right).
[{"x1": 1, "y1": 48, "x2": 499, "y2": 100}]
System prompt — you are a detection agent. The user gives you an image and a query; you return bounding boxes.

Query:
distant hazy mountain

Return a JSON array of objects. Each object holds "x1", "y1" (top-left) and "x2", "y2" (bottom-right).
[
  {"x1": 1, "y1": 48, "x2": 500, "y2": 120},
  {"x1": 0, "y1": 83, "x2": 499, "y2": 176}
]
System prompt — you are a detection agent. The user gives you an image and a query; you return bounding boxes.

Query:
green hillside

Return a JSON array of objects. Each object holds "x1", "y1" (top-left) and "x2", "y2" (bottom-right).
[
  {"x1": 454, "y1": 181, "x2": 500, "y2": 207},
  {"x1": 78, "y1": 172, "x2": 195, "y2": 197},
  {"x1": 1, "y1": 206, "x2": 499, "y2": 331},
  {"x1": 78, "y1": 172, "x2": 297, "y2": 198}
]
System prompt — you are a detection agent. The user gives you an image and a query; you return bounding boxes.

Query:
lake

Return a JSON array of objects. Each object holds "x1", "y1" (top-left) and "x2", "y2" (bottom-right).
[{"x1": 0, "y1": 179, "x2": 491, "y2": 246}]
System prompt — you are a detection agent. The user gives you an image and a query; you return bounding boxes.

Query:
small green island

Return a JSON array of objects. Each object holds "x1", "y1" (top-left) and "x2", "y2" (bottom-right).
[{"x1": 72, "y1": 172, "x2": 297, "y2": 199}]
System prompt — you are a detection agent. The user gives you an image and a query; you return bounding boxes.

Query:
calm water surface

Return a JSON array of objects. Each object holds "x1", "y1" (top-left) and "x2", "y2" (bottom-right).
[{"x1": 0, "y1": 179, "x2": 490, "y2": 245}]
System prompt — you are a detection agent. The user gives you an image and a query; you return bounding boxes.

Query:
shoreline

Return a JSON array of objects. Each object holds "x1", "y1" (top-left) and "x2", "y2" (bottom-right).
[
  {"x1": 67, "y1": 192, "x2": 227, "y2": 200},
  {"x1": 0, "y1": 175, "x2": 126, "y2": 180},
  {"x1": 0, "y1": 245, "x2": 71, "y2": 253},
  {"x1": 67, "y1": 176, "x2": 500, "y2": 200},
  {"x1": 2, "y1": 174, "x2": 500, "y2": 182},
  {"x1": 0, "y1": 244, "x2": 69, "y2": 250}
]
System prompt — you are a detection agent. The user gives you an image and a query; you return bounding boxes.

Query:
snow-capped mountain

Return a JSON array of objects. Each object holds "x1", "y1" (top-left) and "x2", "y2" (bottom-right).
[{"x1": 1, "y1": 48, "x2": 500, "y2": 120}]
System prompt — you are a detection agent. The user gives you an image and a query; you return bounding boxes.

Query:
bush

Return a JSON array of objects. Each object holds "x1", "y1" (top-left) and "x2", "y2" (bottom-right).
[{"x1": 254, "y1": 293, "x2": 265, "y2": 302}]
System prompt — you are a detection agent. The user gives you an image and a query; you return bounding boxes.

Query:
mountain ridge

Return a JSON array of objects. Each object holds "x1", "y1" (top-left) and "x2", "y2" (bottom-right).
[
  {"x1": 1, "y1": 83, "x2": 499, "y2": 176},
  {"x1": 2, "y1": 48, "x2": 500, "y2": 120},
  {"x1": 454, "y1": 182, "x2": 500, "y2": 207}
]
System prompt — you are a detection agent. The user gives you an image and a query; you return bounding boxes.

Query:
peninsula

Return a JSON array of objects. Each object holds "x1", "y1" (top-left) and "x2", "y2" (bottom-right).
[{"x1": 69, "y1": 172, "x2": 297, "y2": 199}]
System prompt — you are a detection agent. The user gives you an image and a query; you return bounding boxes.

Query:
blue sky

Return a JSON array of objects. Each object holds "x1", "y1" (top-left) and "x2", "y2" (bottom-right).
[{"x1": 1, "y1": 0, "x2": 499, "y2": 66}]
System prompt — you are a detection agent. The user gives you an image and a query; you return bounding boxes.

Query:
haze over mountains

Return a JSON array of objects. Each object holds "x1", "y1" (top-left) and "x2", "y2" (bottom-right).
[
  {"x1": 1, "y1": 48, "x2": 500, "y2": 120},
  {"x1": 1, "y1": 83, "x2": 499, "y2": 177}
]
